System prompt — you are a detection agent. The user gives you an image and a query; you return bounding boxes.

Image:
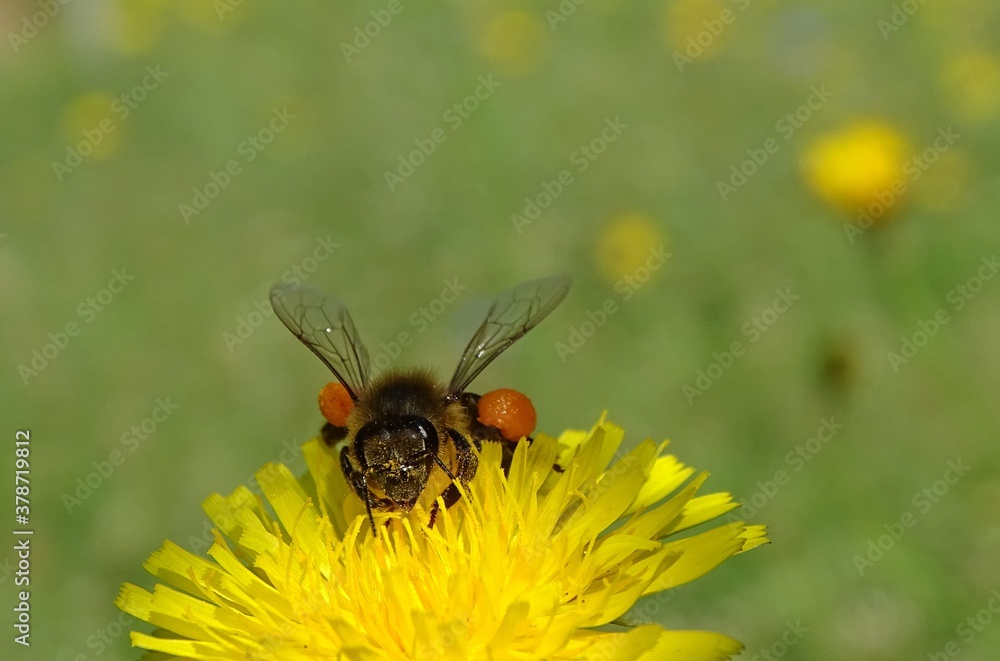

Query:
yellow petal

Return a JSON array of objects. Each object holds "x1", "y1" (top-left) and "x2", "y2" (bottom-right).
[
  {"x1": 628, "y1": 451, "x2": 696, "y2": 513},
  {"x1": 643, "y1": 522, "x2": 756, "y2": 594},
  {"x1": 670, "y1": 492, "x2": 739, "y2": 533},
  {"x1": 640, "y1": 629, "x2": 744, "y2": 660},
  {"x1": 576, "y1": 624, "x2": 664, "y2": 660}
]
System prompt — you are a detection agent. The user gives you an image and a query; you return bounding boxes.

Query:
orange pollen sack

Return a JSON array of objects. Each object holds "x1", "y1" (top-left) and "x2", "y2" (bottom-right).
[
  {"x1": 318, "y1": 381, "x2": 354, "y2": 427},
  {"x1": 477, "y1": 388, "x2": 537, "y2": 442}
]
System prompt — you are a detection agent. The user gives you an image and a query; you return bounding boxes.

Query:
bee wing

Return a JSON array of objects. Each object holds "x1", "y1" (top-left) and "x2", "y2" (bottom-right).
[
  {"x1": 270, "y1": 282, "x2": 371, "y2": 400},
  {"x1": 448, "y1": 275, "x2": 571, "y2": 394}
]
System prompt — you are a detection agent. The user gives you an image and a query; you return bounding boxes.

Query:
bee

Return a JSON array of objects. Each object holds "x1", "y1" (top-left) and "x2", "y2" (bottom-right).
[{"x1": 270, "y1": 276, "x2": 571, "y2": 527}]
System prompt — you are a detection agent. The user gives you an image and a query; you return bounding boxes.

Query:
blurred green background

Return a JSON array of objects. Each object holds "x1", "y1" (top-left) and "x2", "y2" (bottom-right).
[{"x1": 3, "y1": 0, "x2": 1000, "y2": 659}]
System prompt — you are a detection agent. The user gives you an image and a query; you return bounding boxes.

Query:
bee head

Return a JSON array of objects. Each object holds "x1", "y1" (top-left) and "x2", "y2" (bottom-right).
[{"x1": 355, "y1": 416, "x2": 437, "y2": 508}]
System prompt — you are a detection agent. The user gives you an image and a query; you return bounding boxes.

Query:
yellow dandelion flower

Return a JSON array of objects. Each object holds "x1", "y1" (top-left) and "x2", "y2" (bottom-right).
[
  {"x1": 478, "y1": 9, "x2": 546, "y2": 78},
  {"x1": 801, "y1": 120, "x2": 910, "y2": 225},
  {"x1": 117, "y1": 417, "x2": 767, "y2": 660},
  {"x1": 595, "y1": 212, "x2": 668, "y2": 284}
]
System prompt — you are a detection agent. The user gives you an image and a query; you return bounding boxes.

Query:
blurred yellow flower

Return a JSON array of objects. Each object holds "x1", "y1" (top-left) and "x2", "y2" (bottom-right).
[
  {"x1": 60, "y1": 93, "x2": 124, "y2": 162},
  {"x1": 942, "y1": 51, "x2": 1000, "y2": 124},
  {"x1": 596, "y1": 212, "x2": 668, "y2": 283},
  {"x1": 113, "y1": 0, "x2": 167, "y2": 55},
  {"x1": 478, "y1": 9, "x2": 546, "y2": 77},
  {"x1": 117, "y1": 417, "x2": 767, "y2": 660},
  {"x1": 801, "y1": 121, "x2": 910, "y2": 225}
]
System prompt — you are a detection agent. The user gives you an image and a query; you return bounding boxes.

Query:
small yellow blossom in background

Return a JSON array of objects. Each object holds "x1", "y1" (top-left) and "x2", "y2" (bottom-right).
[
  {"x1": 112, "y1": 0, "x2": 167, "y2": 55},
  {"x1": 801, "y1": 120, "x2": 910, "y2": 225},
  {"x1": 117, "y1": 417, "x2": 767, "y2": 660},
  {"x1": 596, "y1": 212, "x2": 668, "y2": 284},
  {"x1": 478, "y1": 9, "x2": 546, "y2": 78},
  {"x1": 665, "y1": 0, "x2": 734, "y2": 62},
  {"x1": 941, "y1": 51, "x2": 1000, "y2": 124},
  {"x1": 60, "y1": 93, "x2": 124, "y2": 161}
]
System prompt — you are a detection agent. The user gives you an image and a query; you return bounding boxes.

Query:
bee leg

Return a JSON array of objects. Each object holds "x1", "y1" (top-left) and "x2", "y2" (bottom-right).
[
  {"x1": 339, "y1": 447, "x2": 365, "y2": 498},
  {"x1": 428, "y1": 483, "x2": 464, "y2": 529},
  {"x1": 423, "y1": 430, "x2": 481, "y2": 530},
  {"x1": 429, "y1": 453, "x2": 458, "y2": 482},
  {"x1": 428, "y1": 499, "x2": 440, "y2": 529},
  {"x1": 446, "y1": 428, "x2": 479, "y2": 483},
  {"x1": 361, "y1": 477, "x2": 377, "y2": 531},
  {"x1": 340, "y1": 447, "x2": 376, "y2": 529},
  {"x1": 321, "y1": 422, "x2": 349, "y2": 446},
  {"x1": 459, "y1": 396, "x2": 514, "y2": 474}
]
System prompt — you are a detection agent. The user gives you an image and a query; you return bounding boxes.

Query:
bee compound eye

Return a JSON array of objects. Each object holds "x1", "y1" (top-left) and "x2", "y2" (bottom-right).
[
  {"x1": 477, "y1": 388, "x2": 537, "y2": 442},
  {"x1": 408, "y1": 416, "x2": 437, "y2": 443},
  {"x1": 396, "y1": 416, "x2": 439, "y2": 460},
  {"x1": 318, "y1": 381, "x2": 354, "y2": 427}
]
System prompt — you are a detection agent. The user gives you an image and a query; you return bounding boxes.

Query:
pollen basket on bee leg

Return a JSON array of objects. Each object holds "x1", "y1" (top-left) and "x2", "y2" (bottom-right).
[
  {"x1": 477, "y1": 388, "x2": 537, "y2": 442},
  {"x1": 318, "y1": 381, "x2": 354, "y2": 427}
]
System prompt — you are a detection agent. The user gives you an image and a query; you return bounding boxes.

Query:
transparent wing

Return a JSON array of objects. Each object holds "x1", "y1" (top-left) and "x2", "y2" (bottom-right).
[
  {"x1": 448, "y1": 275, "x2": 571, "y2": 394},
  {"x1": 269, "y1": 282, "x2": 371, "y2": 400}
]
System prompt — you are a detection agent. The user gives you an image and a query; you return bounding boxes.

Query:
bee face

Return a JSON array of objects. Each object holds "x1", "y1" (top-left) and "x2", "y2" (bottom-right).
[
  {"x1": 354, "y1": 415, "x2": 437, "y2": 508},
  {"x1": 272, "y1": 276, "x2": 572, "y2": 528}
]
